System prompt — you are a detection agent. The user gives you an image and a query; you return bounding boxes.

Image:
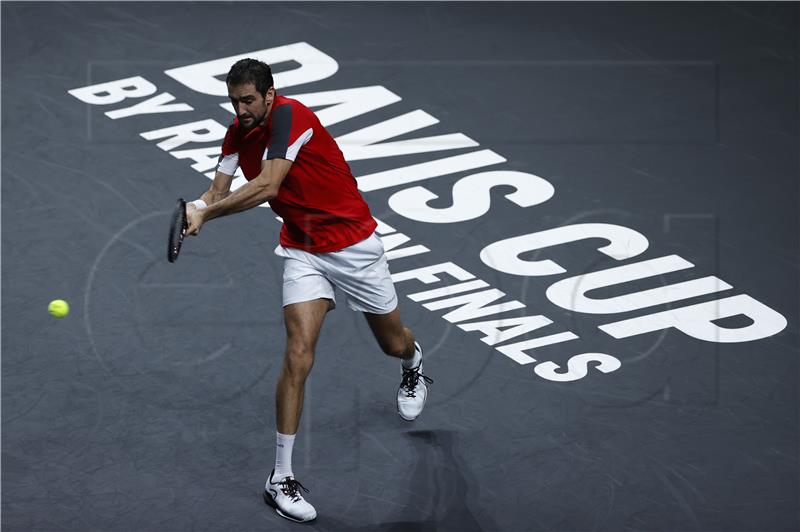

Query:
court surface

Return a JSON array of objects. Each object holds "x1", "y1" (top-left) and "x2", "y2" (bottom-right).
[{"x1": 2, "y1": 3, "x2": 798, "y2": 531}]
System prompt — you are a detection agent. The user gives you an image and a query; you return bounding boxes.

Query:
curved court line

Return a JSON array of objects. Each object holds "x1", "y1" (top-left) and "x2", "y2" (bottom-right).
[
  {"x1": 83, "y1": 209, "x2": 277, "y2": 409},
  {"x1": 84, "y1": 210, "x2": 165, "y2": 376}
]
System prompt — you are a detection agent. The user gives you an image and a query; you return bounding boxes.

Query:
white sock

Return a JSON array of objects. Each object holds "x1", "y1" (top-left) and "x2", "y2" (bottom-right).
[
  {"x1": 402, "y1": 342, "x2": 422, "y2": 369},
  {"x1": 273, "y1": 431, "x2": 295, "y2": 481}
]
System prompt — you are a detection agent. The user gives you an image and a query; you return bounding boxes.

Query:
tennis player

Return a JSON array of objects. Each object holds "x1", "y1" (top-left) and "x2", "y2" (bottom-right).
[{"x1": 184, "y1": 58, "x2": 431, "y2": 523}]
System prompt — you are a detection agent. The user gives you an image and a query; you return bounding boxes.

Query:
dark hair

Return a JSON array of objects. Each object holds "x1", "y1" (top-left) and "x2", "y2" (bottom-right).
[{"x1": 226, "y1": 58, "x2": 274, "y2": 95}]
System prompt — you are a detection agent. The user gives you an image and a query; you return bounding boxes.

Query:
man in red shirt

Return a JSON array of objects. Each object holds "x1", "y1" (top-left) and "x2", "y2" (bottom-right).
[{"x1": 184, "y1": 59, "x2": 431, "y2": 523}]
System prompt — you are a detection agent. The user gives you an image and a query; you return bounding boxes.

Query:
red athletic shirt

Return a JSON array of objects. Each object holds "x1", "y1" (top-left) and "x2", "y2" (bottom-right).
[{"x1": 217, "y1": 95, "x2": 377, "y2": 253}]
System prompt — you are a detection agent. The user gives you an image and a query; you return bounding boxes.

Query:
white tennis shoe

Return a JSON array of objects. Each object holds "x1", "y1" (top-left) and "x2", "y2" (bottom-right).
[
  {"x1": 397, "y1": 342, "x2": 433, "y2": 421},
  {"x1": 263, "y1": 470, "x2": 317, "y2": 523}
]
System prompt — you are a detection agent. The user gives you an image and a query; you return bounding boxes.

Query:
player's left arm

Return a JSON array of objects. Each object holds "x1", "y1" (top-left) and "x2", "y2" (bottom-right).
[
  {"x1": 186, "y1": 158, "x2": 291, "y2": 234},
  {"x1": 203, "y1": 158, "x2": 290, "y2": 219}
]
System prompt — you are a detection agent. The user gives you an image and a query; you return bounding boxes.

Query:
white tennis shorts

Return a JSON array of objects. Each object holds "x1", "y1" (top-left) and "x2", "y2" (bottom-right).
[{"x1": 274, "y1": 232, "x2": 398, "y2": 314}]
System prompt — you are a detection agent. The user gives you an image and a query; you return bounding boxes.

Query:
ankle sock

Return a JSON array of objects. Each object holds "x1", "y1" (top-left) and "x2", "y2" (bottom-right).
[
  {"x1": 402, "y1": 343, "x2": 422, "y2": 369},
  {"x1": 273, "y1": 431, "x2": 295, "y2": 481}
]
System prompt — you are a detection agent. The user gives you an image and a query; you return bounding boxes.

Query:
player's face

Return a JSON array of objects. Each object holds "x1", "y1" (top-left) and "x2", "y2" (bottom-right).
[{"x1": 227, "y1": 82, "x2": 274, "y2": 130}]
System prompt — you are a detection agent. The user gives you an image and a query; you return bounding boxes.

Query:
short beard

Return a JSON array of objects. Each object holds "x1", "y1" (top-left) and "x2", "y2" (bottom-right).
[{"x1": 239, "y1": 111, "x2": 265, "y2": 130}]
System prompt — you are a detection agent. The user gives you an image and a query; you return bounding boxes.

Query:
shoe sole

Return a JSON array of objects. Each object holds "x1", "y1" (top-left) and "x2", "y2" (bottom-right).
[{"x1": 262, "y1": 490, "x2": 317, "y2": 523}]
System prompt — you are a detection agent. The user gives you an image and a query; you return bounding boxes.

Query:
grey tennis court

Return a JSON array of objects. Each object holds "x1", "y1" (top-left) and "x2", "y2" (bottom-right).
[{"x1": 2, "y1": 2, "x2": 798, "y2": 531}]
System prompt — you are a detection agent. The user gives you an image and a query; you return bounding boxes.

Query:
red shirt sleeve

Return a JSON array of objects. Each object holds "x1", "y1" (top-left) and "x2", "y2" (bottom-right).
[
  {"x1": 220, "y1": 121, "x2": 240, "y2": 157},
  {"x1": 217, "y1": 121, "x2": 241, "y2": 175}
]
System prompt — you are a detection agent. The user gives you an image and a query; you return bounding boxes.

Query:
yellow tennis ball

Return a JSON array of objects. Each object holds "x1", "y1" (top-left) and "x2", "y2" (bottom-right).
[{"x1": 48, "y1": 299, "x2": 70, "y2": 318}]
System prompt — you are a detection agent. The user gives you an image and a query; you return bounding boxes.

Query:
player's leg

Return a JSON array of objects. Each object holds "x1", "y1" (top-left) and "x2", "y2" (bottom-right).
[
  {"x1": 276, "y1": 298, "x2": 330, "y2": 435},
  {"x1": 318, "y1": 232, "x2": 432, "y2": 421},
  {"x1": 363, "y1": 306, "x2": 415, "y2": 360},
  {"x1": 321, "y1": 232, "x2": 411, "y2": 359},
  {"x1": 265, "y1": 297, "x2": 328, "y2": 523},
  {"x1": 265, "y1": 246, "x2": 335, "y2": 523}
]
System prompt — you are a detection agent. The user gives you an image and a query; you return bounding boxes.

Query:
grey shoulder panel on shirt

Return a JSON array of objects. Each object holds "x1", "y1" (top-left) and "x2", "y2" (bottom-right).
[{"x1": 267, "y1": 104, "x2": 293, "y2": 160}]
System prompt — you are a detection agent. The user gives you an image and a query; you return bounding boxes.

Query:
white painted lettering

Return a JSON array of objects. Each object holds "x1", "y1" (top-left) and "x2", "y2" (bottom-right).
[
  {"x1": 172, "y1": 147, "x2": 222, "y2": 172},
  {"x1": 480, "y1": 223, "x2": 650, "y2": 277},
  {"x1": 358, "y1": 150, "x2": 506, "y2": 192},
  {"x1": 388, "y1": 170, "x2": 554, "y2": 224},
  {"x1": 165, "y1": 42, "x2": 339, "y2": 96},
  {"x1": 546, "y1": 255, "x2": 733, "y2": 313},
  {"x1": 409, "y1": 280, "x2": 490, "y2": 303},
  {"x1": 598, "y1": 294, "x2": 788, "y2": 342},
  {"x1": 141, "y1": 119, "x2": 227, "y2": 151},
  {"x1": 534, "y1": 353, "x2": 621, "y2": 382},
  {"x1": 459, "y1": 314, "x2": 553, "y2": 346},
  {"x1": 68, "y1": 76, "x2": 156, "y2": 105},
  {"x1": 336, "y1": 110, "x2": 478, "y2": 161},
  {"x1": 391, "y1": 262, "x2": 474, "y2": 285},
  {"x1": 495, "y1": 332, "x2": 580, "y2": 365},
  {"x1": 423, "y1": 289, "x2": 525, "y2": 323},
  {"x1": 106, "y1": 93, "x2": 193, "y2": 119},
  {"x1": 289, "y1": 86, "x2": 401, "y2": 127}
]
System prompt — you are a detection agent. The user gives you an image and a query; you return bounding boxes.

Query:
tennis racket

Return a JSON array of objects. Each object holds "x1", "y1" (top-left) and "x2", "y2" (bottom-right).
[{"x1": 167, "y1": 198, "x2": 187, "y2": 263}]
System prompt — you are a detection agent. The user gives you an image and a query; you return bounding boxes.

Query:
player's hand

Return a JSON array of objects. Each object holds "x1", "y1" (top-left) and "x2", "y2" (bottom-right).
[{"x1": 186, "y1": 204, "x2": 205, "y2": 236}]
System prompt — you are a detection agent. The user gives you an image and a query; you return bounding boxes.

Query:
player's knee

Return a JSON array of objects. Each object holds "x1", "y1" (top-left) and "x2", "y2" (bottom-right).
[{"x1": 283, "y1": 346, "x2": 314, "y2": 379}]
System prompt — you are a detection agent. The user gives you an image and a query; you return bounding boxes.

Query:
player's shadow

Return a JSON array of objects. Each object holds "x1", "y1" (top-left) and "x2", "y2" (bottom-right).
[{"x1": 321, "y1": 430, "x2": 497, "y2": 531}]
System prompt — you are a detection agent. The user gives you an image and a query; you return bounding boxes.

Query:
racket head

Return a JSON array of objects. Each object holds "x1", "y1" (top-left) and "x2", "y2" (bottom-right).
[{"x1": 167, "y1": 198, "x2": 187, "y2": 263}]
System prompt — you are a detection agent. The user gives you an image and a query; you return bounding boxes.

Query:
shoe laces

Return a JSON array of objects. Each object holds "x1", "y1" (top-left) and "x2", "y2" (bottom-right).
[
  {"x1": 279, "y1": 478, "x2": 310, "y2": 503},
  {"x1": 400, "y1": 366, "x2": 433, "y2": 398}
]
